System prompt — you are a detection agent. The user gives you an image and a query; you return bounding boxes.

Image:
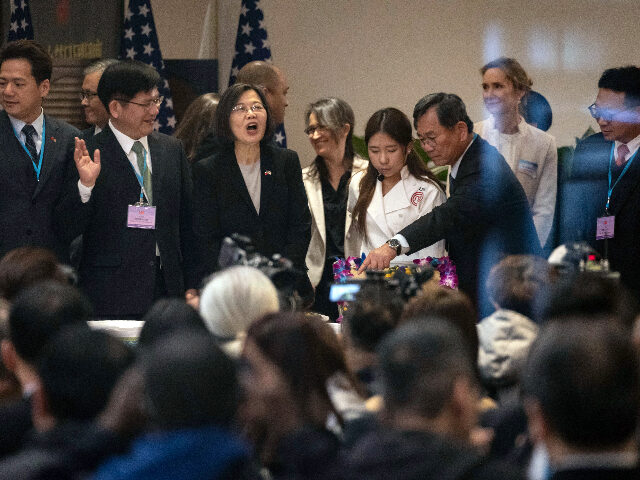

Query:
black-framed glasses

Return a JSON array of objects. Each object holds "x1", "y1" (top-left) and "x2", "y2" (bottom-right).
[
  {"x1": 117, "y1": 96, "x2": 164, "y2": 109},
  {"x1": 231, "y1": 103, "x2": 265, "y2": 115},
  {"x1": 588, "y1": 103, "x2": 631, "y2": 122},
  {"x1": 304, "y1": 124, "x2": 328, "y2": 136},
  {"x1": 80, "y1": 90, "x2": 98, "y2": 101}
]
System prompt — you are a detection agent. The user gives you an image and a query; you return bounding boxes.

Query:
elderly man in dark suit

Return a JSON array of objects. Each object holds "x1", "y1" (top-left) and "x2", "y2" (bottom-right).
[
  {"x1": 361, "y1": 93, "x2": 540, "y2": 313},
  {"x1": 0, "y1": 40, "x2": 99, "y2": 262},
  {"x1": 72, "y1": 60, "x2": 198, "y2": 318}
]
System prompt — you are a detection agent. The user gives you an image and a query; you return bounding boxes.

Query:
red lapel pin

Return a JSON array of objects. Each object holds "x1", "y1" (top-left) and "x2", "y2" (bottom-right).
[{"x1": 264, "y1": 170, "x2": 272, "y2": 175}]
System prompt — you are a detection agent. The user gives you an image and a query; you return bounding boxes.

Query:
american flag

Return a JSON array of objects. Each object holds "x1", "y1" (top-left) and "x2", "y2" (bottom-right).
[
  {"x1": 229, "y1": 0, "x2": 286, "y2": 147},
  {"x1": 8, "y1": 0, "x2": 35, "y2": 41},
  {"x1": 121, "y1": 0, "x2": 176, "y2": 135}
]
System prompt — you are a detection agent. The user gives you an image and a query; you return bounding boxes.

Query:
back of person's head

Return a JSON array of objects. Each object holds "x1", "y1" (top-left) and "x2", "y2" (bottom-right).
[
  {"x1": 97, "y1": 60, "x2": 160, "y2": 110},
  {"x1": 138, "y1": 298, "x2": 208, "y2": 349},
  {"x1": 246, "y1": 312, "x2": 352, "y2": 424},
  {"x1": 143, "y1": 331, "x2": 239, "y2": 429},
  {"x1": 378, "y1": 319, "x2": 477, "y2": 419},
  {"x1": 401, "y1": 283, "x2": 479, "y2": 364},
  {"x1": 598, "y1": 65, "x2": 640, "y2": 107},
  {"x1": 413, "y1": 92, "x2": 473, "y2": 132},
  {"x1": 343, "y1": 285, "x2": 403, "y2": 353},
  {"x1": 199, "y1": 266, "x2": 279, "y2": 339},
  {"x1": 486, "y1": 255, "x2": 550, "y2": 319},
  {"x1": 533, "y1": 271, "x2": 638, "y2": 328},
  {"x1": 174, "y1": 92, "x2": 220, "y2": 161},
  {"x1": 38, "y1": 326, "x2": 134, "y2": 421},
  {"x1": 9, "y1": 281, "x2": 92, "y2": 364},
  {"x1": 522, "y1": 319, "x2": 640, "y2": 449},
  {"x1": 236, "y1": 61, "x2": 280, "y2": 91},
  {"x1": 0, "y1": 247, "x2": 67, "y2": 302},
  {"x1": 0, "y1": 39, "x2": 52, "y2": 83}
]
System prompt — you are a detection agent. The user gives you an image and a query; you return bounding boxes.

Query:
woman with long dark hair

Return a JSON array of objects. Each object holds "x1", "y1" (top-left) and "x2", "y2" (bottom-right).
[{"x1": 347, "y1": 107, "x2": 446, "y2": 263}]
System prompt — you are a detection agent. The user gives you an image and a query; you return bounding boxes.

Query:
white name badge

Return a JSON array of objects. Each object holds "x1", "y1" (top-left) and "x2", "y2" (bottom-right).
[{"x1": 127, "y1": 204, "x2": 156, "y2": 229}]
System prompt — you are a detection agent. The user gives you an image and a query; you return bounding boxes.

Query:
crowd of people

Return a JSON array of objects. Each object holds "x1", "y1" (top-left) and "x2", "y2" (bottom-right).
[{"x1": 0, "y1": 37, "x2": 640, "y2": 478}]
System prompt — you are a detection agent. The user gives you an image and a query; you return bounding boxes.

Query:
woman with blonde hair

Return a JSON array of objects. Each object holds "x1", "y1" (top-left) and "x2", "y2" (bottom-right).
[{"x1": 474, "y1": 57, "x2": 557, "y2": 249}]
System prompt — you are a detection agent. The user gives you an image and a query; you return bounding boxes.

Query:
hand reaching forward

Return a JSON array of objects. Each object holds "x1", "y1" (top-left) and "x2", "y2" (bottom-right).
[
  {"x1": 357, "y1": 243, "x2": 397, "y2": 273},
  {"x1": 74, "y1": 137, "x2": 101, "y2": 187}
]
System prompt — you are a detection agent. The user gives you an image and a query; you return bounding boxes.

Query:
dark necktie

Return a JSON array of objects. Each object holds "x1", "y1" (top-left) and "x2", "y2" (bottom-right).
[
  {"x1": 21, "y1": 124, "x2": 38, "y2": 160},
  {"x1": 448, "y1": 174, "x2": 456, "y2": 194}
]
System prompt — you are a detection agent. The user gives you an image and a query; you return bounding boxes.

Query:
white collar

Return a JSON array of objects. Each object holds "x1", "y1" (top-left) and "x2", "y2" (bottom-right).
[
  {"x1": 8, "y1": 108, "x2": 44, "y2": 139},
  {"x1": 615, "y1": 132, "x2": 640, "y2": 158},
  {"x1": 109, "y1": 119, "x2": 150, "y2": 155},
  {"x1": 450, "y1": 135, "x2": 475, "y2": 179}
]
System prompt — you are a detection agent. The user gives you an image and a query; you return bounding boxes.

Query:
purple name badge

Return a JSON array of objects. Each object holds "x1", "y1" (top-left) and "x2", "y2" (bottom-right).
[
  {"x1": 596, "y1": 215, "x2": 614, "y2": 240},
  {"x1": 127, "y1": 205, "x2": 156, "y2": 229}
]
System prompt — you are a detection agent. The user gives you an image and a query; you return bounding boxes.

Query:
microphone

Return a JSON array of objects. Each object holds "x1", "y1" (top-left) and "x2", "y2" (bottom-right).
[{"x1": 376, "y1": 172, "x2": 384, "y2": 181}]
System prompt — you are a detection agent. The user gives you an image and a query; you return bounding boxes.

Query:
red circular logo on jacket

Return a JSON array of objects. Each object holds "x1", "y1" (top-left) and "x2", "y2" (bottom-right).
[{"x1": 411, "y1": 191, "x2": 424, "y2": 206}]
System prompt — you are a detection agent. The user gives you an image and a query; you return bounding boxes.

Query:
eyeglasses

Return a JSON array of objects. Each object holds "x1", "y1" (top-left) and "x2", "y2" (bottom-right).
[
  {"x1": 80, "y1": 90, "x2": 98, "y2": 101},
  {"x1": 117, "y1": 96, "x2": 164, "y2": 109},
  {"x1": 231, "y1": 103, "x2": 265, "y2": 115},
  {"x1": 304, "y1": 125, "x2": 328, "y2": 136},
  {"x1": 418, "y1": 135, "x2": 440, "y2": 148},
  {"x1": 588, "y1": 103, "x2": 632, "y2": 122}
]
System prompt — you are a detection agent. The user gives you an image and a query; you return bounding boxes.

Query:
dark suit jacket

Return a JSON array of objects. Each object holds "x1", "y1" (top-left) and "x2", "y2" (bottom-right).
[
  {"x1": 558, "y1": 133, "x2": 640, "y2": 294},
  {"x1": 192, "y1": 142, "x2": 311, "y2": 279},
  {"x1": 551, "y1": 466, "x2": 640, "y2": 480},
  {"x1": 400, "y1": 136, "x2": 540, "y2": 307},
  {"x1": 0, "y1": 111, "x2": 80, "y2": 261},
  {"x1": 67, "y1": 126, "x2": 197, "y2": 317}
]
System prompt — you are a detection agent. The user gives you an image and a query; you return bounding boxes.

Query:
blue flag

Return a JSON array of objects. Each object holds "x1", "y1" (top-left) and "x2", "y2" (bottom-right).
[
  {"x1": 121, "y1": 0, "x2": 176, "y2": 135},
  {"x1": 229, "y1": 0, "x2": 286, "y2": 147},
  {"x1": 8, "y1": 0, "x2": 35, "y2": 41}
]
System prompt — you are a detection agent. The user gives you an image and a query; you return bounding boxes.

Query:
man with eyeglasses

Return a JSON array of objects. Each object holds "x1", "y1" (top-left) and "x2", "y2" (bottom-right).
[
  {"x1": 360, "y1": 93, "x2": 539, "y2": 315},
  {"x1": 0, "y1": 40, "x2": 98, "y2": 263},
  {"x1": 69, "y1": 60, "x2": 198, "y2": 318},
  {"x1": 80, "y1": 59, "x2": 118, "y2": 137},
  {"x1": 559, "y1": 66, "x2": 640, "y2": 296}
]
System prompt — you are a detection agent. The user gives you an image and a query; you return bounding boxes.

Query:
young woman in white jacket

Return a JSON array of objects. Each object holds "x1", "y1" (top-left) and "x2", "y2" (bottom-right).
[{"x1": 347, "y1": 107, "x2": 446, "y2": 264}]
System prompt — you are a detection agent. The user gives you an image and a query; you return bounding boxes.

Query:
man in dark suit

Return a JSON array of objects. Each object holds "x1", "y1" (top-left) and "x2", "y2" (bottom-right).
[
  {"x1": 558, "y1": 66, "x2": 640, "y2": 296},
  {"x1": 80, "y1": 59, "x2": 118, "y2": 138},
  {"x1": 522, "y1": 320, "x2": 640, "y2": 479},
  {"x1": 0, "y1": 40, "x2": 98, "y2": 262},
  {"x1": 361, "y1": 93, "x2": 540, "y2": 311},
  {"x1": 72, "y1": 60, "x2": 198, "y2": 318}
]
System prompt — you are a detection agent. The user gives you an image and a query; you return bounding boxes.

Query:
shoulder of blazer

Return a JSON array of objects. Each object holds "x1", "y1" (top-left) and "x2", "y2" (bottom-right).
[{"x1": 43, "y1": 114, "x2": 80, "y2": 140}]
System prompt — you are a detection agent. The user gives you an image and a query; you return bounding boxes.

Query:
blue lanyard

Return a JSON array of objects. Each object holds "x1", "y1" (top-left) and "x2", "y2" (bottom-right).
[
  {"x1": 606, "y1": 143, "x2": 637, "y2": 212},
  {"x1": 12, "y1": 119, "x2": 45, "y2": 181},
  {"x1": 130, "y1": 147, "x2": 150, "y2": 204}
]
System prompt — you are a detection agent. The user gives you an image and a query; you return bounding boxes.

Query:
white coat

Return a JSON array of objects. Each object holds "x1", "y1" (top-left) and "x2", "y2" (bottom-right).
[
  {"x1": 347, "y1": 165, "x2": 446, "y2": 264},
  {"x1": 303, "y1": 156, "x2": 368, "y2": 287}
]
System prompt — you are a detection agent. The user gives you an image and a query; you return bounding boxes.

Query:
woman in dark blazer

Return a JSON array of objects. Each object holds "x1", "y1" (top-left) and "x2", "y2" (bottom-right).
[{"x1": 192, "y1": 83, "x2": 311, "y2": 287}]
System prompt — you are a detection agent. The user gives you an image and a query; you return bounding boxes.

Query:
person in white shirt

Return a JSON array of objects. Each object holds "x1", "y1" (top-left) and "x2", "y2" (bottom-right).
[
  {"x1": 348, "y1": 107, "x2": 446, "y2": 264},
  {"x1": 302, "y1": 97, "x2": 367, "y2": 320},
  {"x1": 474, "y1": 57, "x2": 557, "y2": 248}
]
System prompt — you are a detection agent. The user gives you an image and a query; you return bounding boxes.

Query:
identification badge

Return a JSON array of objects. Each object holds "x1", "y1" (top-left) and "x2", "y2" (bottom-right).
[
  {"x1": 127, "y1": 204, "x2": 156, "y2": 229},
  {"x1": 517, "y1": 159, "x2": 538, "y2": 177},
  {"x1": 596, "y1": 215, "x2": 614, "y2": 240}
]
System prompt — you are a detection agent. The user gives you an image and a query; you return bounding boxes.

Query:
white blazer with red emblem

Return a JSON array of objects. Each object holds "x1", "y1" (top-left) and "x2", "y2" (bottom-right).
[{"x1": 347, "y1": 165, "x2": 446, "y2": 264}]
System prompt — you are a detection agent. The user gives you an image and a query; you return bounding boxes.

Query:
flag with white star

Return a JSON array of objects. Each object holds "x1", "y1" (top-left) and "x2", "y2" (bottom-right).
[
  {"x1": 229, "y1": 0, "x2": 286, "y2": 147},
  {"x1": 120, "y1": 0, "x2": 176, "y2": 134},
  {"x1": 8, "y1": 0, "x2": 35, "y2": 42}
]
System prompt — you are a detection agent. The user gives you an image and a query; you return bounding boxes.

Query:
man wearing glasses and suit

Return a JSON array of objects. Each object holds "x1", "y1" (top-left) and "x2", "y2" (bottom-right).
[
  {"x1": 558, "y1": 66, "x2": 640, "y2": 296},
  {"x1": 70, "y1": 60, "x2": 198, "y2": 318}
]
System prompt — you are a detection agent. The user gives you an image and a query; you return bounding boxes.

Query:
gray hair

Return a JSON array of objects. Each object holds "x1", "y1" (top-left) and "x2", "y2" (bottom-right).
[{"x1": 83, "y1": 58, "x2": 119, "y2": 76}]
